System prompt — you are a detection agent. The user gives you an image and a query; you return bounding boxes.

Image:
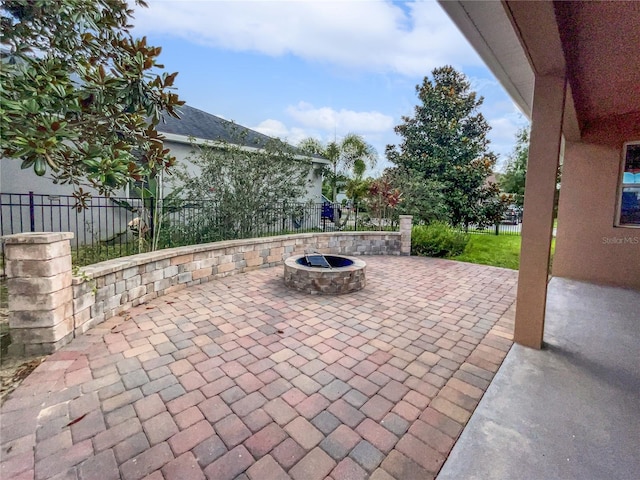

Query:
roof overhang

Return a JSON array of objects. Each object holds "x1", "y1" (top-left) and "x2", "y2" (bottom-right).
[
  {"x1": 439, "y1": 1, "x2": 640, "y2": 144},
  {"x1": 438, "y1": 0, "x2": 535, "y2": 118}
]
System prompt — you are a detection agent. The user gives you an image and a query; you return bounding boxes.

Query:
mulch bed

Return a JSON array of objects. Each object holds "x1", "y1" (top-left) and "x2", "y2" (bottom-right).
[{"x1": 0, "y1": 356, "x2": 45, "y2": 405}]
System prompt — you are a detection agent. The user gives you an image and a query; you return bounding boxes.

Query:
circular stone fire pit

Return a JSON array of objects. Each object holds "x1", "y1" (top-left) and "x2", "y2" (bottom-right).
[{"x1": 284, "y1": 254, "x2": 366, "y2": 295}]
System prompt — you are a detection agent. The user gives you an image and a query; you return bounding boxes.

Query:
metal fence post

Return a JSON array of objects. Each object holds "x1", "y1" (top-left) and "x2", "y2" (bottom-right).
[
  {"x1": 282, "y1": 201, "x2": 286, "y2": 232},
  {"x1": 354, "y1": 201, "x2": 359, "y2": 231},
  {"x1": 148, "y1": 196, "x2": 155, "y2": 246},
  {"x1": 29, "y1": 191, "x2": 35, "y2": 232}
]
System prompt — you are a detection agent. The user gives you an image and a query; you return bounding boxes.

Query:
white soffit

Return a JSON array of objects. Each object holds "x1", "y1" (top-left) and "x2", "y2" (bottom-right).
[{"x1": 438, "y1": 0, "x2": 534, "y2": 118}]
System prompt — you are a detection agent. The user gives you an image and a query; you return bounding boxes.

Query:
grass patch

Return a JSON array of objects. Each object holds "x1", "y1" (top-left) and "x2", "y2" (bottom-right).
[
  {"x1": 451, "y1": 234, "x2": 522, "y2": 269},
  {"x1": 451, "y1": 234, "x2": 556, "y2": 270}
]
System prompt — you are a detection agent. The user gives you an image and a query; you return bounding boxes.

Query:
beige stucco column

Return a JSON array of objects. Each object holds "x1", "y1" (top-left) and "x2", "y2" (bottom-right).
[
  {"x1": 399, "y1": 215, "x2": 413, "y2": 255},
  {"x1": 3, "y1": 232, "x2": 75, "y2": 355},
  {"x1": 514, "y1": 75, "x2": 566, "y2": 349}
]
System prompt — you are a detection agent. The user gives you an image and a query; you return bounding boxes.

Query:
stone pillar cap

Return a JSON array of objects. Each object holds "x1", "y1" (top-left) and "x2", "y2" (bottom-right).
[{"x1": 2, "y1": 232, "x2": 74, "y2": 244}]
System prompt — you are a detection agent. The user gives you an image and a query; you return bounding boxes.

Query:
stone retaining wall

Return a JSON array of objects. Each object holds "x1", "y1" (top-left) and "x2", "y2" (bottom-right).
[{"x1": 4, "y1": 224, "x2": 412, "y2": 356}]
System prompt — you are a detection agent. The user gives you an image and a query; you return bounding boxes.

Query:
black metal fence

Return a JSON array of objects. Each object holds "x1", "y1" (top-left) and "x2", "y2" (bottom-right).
[
  {"x1": 1, "y1": 192, "x2": 388, "y2": 267},
  {"x1": 0, "y1": 191, "x2": 522, "y2": 270},
  {"x1": 1, "y1": 192, "x2": 144, "y2": 266},
  {"x1": 453, "y1": 221, "x2": 522, "y2": 236}
]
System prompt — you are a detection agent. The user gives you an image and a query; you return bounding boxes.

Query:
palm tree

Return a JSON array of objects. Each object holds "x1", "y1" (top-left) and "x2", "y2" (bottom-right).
[
  {"x1": 344, "y1": 158, "x2": 370, "y2": 206},
  {"x1": 298, "y1": 133, "x2": 377, "y2": 202}
]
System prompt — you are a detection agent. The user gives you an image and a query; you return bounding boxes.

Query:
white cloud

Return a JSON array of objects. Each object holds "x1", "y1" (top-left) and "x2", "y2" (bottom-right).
[
  {"x1": 252, "y1": 119, "x2": 289, "y2": 139},
  {"x1": 252, "y1": 101, "x2": 394, "y2": 150},
  {"x1": 490, "y1": 117, "x2": 521, "y2": 145},
  {"x1": 252, "y1": 119, "x2": 311, "y2": 145},
  {"x1": 254, "y1": 101, "x2": 527, "y2": 173},
  {"x1": 133, "y1": 0, "x2": 481, "y2": 76},
  {"x1": 286, "y1": 102, "x2": 394, "y2": 133},
  {"x1": 252, "y1": 103, "x2": 396, "y2": 170}
]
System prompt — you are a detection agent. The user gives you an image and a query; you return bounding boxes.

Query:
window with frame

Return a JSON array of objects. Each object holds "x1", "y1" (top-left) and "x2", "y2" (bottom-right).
[{"x1": 618, "y1": 141, "x2": 640, "y2": 227}]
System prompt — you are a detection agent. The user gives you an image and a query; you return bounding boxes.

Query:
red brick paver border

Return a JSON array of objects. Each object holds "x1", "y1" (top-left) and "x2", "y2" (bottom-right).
[{"x1": 0, "y1": 256, "x2": 516, "y2": 480}]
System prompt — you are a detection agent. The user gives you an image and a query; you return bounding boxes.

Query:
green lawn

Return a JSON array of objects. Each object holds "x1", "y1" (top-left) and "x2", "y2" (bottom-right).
[
  {"x1": 451, "y1": 234, "x2": 522, "y2": 269},
  {"x1": 451, "y1": 234, "x2": 556, "y2": 270}
]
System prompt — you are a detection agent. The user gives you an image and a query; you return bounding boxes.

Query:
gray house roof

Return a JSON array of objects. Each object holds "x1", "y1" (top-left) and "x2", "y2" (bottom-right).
[
  {"x1": 157, "y1": 104, "x2": 275, "y2": 148},
  {"x1": 157, "y1": 105, "x2": 329, "y2": 165},
  {"x1": 157, "y1": 105, "x2": 328, "y2": 164}
]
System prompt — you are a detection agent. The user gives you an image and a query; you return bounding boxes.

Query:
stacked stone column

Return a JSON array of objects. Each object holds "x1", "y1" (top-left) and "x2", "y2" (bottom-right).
[
  {"x1": 399, "y1": 215, "x2": 413, "y2": 255},
  {"x1": 3, "y1": 232, "x2": 74, "y2": 355}
]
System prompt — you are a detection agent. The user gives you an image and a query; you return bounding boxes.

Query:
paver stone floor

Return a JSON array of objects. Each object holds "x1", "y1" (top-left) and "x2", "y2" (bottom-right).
[{"x1": 0, "y1": 256, "x2": 517, "y2": 480}]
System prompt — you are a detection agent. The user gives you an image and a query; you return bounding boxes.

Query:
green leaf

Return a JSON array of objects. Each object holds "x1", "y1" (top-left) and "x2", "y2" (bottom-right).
[{"x1": 1, "y1": 0, "x2": 183, "y2": 204}]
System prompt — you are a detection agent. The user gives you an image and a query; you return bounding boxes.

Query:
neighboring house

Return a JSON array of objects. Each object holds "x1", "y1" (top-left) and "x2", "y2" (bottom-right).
[
  {"x1": 150, "y1": 104, "x2": 329, "y2": 203},
  {"x1": 0, "y1": 105, "x2": 329, "y2": 242},
  {"x1": 438, "y1": 1, "x2": 640, "y2": 346},
  {"x1": 0, "y1": 104, "x2": 327, "y2": 201}
]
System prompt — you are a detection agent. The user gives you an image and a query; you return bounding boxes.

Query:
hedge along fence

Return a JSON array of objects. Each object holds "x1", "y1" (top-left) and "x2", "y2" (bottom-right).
[{"x1": 4, "y1": 216, "x2": 412, "y2": 356}]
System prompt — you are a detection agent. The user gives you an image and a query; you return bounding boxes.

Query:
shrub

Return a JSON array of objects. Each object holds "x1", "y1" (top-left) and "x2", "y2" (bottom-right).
[{"x1": 411, "y1": 222, "x2": 469, "y2": 257}]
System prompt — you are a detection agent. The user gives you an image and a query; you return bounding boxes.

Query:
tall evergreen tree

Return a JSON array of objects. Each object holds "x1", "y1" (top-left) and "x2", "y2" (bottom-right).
[{"x1": 386, "y1": 66, "x2": 503, "y2": 226}]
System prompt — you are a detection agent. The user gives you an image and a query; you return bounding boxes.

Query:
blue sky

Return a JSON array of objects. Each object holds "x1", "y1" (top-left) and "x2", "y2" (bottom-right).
[{"x1": 132, "y1": 0, "x2": 529, "y2": 174}]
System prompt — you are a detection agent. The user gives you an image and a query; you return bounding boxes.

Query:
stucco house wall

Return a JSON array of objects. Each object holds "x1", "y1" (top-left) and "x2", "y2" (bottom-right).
[
  {"x1": 1, "y1": 159, "x2": 98, "y2": 197},
  {"x1": 0, "y1": 159, "x2": 134, "y2": 245},
  {"x1": 553, "y1": 139, "x2": 640, "y2": 290}
]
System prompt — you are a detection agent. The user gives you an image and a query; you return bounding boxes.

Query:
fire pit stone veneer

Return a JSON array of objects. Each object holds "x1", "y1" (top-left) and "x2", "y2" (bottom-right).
[{"x1": 284, "y1": 254, "x2": 366, "y2": 295}]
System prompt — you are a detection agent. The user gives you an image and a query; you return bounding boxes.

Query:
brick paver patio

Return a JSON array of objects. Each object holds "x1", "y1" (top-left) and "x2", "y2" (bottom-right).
[{"x1": 0, "y1": 256, "x2": 517, "y2": 480}]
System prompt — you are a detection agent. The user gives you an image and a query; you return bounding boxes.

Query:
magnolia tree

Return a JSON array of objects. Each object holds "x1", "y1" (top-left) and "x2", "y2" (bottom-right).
[
  {"x1": 0, "y1": 0, "x2": 184, "y2": 205},
  {"x1": 386, "y1": 66, "x2": 507, "y2": 227},
  {"x1": 383, "y1": 167, "x2": 448, "y2": 224}
]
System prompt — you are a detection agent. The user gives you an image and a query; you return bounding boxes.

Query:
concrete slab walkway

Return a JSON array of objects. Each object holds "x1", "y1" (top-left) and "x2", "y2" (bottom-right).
[{"x1": 1, "y1": 256, "x2": 517, "y2": 480}]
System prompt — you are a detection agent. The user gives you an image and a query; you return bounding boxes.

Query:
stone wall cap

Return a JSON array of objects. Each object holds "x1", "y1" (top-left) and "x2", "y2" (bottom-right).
[
  {"x1": 2, "y1": 232, "x2": 74, "y2": 244},
  {"x1": 399, "y1": 215, "x2": 413, "y2": 219},
  {"x1": 74, "y1": 231, "x2": 400, "y2": 281}
]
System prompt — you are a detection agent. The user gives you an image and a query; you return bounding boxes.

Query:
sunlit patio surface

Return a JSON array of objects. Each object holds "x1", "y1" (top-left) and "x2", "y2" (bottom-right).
[{"x1": 0, "y1": 256, "x2": 518, "y2": 480}]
